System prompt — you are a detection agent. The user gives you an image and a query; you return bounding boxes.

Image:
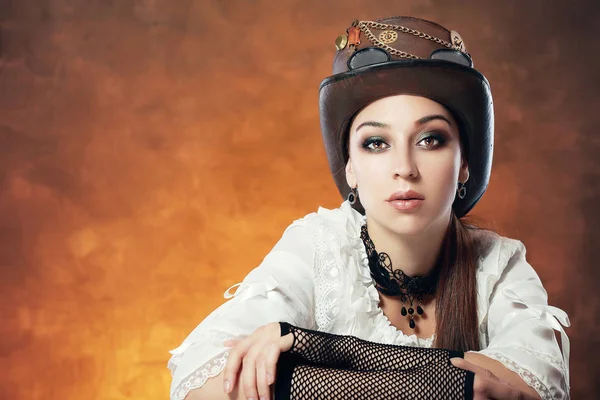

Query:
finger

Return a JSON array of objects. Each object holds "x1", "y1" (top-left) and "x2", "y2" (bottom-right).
[
  {"x1": 224, "y1": 339, "x2": 241, "y2": 347},
  {"x1": 476, "y1": 376, "x2": 529, "y2": 400},
  {"x1": 450, "y1": 357, "x2": 477, "y2": 373},
  {"x1": 241, "y1": 351, "x2": 259, "y2": 400},
  {"x1": 256, "y1": 357, "x2": 270, "y2": 400},
  {"x1": 264, "y1": 342, "x2": 280, "y2": 385},
  {"x1": 451, "y1": 357, "x2": 475, "y2": 372},
  {"x1": 452, "y1": 359, "x2": 530, "y2": 399},
  {"x1": 223, "y1": 349, "x2": 242, "y2": 393},
  {"x1": 280, "y1": 331, "x2": 294, "y2": 352},
  {"x1": 451, "y1": 358, "x2": 500, "y2": 381},
  {"x1": 223, "y1": 337, "x2": 255, "y2": 393}
]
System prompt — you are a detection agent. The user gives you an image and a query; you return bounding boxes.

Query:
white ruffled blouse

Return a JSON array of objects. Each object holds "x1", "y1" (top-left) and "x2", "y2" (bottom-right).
[{"x1": 168, "y1": 201, "x2": 570, "y2": 400}]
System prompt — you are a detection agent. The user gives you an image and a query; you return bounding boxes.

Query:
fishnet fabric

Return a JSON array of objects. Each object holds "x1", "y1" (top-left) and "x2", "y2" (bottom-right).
[
  {"x1": 284, "y1": 359, "x2": 472, "y2": 399},
  {"x1": 281, "y1": 322, "x2": 462, "y2": 371},
  {"x1": 275, "y1": 323, "x2": 473, "y2": 399}
]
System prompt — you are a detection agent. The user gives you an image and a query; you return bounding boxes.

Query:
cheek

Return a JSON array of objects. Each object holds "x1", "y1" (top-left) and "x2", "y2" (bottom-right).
[
  {"x1": 351, "y1": 154, "x2": 389, "y2": 186},
  {"x1": 420, "y1": 153, "x2": 461, "y2": 192},
  {"x1": 350, "y1": 154, "x2": 390, "y2": 204}
]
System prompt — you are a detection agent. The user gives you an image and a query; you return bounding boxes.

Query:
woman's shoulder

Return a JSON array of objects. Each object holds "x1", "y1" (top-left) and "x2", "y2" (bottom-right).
[
  {"x1": 286, "y1": 201, "x2": 365, "y2": 239},
  {"x1": 471, "y1": 228, "x2": 530, "y2": 283},
  {"x1": 472, "y1": 229, "x2": 525, "y2": 262}
]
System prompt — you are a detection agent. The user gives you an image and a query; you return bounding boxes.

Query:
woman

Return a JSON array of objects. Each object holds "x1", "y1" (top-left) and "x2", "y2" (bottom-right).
[{"x1": 168, "y1": 16, "x2": 570, "y2": 399}]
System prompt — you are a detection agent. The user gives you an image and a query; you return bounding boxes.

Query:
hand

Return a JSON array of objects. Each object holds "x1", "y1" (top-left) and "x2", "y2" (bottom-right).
[
  {"x1": 223, "y1": 322, "x2": 294, "y2": 400},
  {"x1": 451, "y1": 358, "x2": 539, "y2": 400}
]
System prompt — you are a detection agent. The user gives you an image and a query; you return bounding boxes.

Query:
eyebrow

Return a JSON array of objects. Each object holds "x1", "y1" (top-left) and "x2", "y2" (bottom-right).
[
  {"x1": 354, "y1": 114, "x2": 452, "y2": 133},
  {"x1": 355, "y1": 121, "x2": 391, "y2": 132},
  {"x1": 417, "y1": 114, "x2": 453, "y2": 126}
]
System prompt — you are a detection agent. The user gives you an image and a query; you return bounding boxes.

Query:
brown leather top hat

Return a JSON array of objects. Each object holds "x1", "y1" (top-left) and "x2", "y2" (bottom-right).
[{"x1": 319, "y1": 16, "x2": 493, "y2": 218}]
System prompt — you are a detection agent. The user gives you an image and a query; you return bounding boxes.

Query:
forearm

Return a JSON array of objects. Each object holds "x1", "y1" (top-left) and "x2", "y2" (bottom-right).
[
  {"x1": 274, "y1": 351, "x2": 473, "y2": 399},
  {"x1": 281, "y1": 322, "x2": 462, "y2": 371},
  {"x1": 184, "y1": 373, "x2": 250, "y2": 400},
  {"x1": 185, "y1": 372, "x2": 278, "y2": 400},
  {"x1": 465, "y1": 352, "x2": 541, "y2": 399}
]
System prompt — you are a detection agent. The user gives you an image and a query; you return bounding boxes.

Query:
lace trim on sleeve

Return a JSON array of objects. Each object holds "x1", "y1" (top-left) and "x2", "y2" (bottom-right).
[
  {"x1": 167, "y1": 354, "x2": 182, "y2": 376},
  {"x1": 171, "y1": 350, "x2": 230, "y2": 400},
  {"x1": 482, "y1": 351, "x2": 553, "y2": 400},
  {"x1": 308, "y1": 215, "x2": 343, "y2": 332}
]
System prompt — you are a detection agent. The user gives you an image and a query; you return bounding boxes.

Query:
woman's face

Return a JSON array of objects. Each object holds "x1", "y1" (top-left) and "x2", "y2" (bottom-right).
[{"x1": 346, "y1": 95, "x2": 469, "y2": 237}]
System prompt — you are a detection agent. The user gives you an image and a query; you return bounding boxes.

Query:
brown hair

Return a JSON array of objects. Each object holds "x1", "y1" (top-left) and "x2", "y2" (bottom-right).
[{"x1": 434, "y1": 212, "x2": 482, "y2": 352}]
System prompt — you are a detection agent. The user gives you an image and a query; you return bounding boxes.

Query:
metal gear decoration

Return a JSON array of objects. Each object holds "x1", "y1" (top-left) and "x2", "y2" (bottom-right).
[{"x1": 378, "y1": 30, "x2": 398, "y2": 44}]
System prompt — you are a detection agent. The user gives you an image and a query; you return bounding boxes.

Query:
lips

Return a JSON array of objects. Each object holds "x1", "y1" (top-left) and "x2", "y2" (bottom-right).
[
  {"x1": 386, "y1": 191, "x2": 425, "y2": 211},
  {"x1": 387, "y1": 190, "x2": 425, "y2": 201}
]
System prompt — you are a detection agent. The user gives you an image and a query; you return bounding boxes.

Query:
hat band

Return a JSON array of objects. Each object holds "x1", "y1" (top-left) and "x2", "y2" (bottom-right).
[{"x1": 337, "y1": 20, "x2": 469, "y2": 61}]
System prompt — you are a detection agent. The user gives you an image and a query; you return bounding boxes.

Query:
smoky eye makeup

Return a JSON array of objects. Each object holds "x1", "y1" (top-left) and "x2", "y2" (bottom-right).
[
  {"x1": 417, "y1": 124, "x2": 454, "y2": 145},
  {"x1": 354, "y1": 124, "x2": 453, "y2": 152},
  {"x1": 360, "y1": 136, "x2": 389, "y2": 151},
  {"x1": 418, "y1": 131, "x2": 448, "y2": 145}
]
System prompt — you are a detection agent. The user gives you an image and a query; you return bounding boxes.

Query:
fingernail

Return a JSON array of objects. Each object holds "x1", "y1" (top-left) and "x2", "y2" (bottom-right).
[
  {"x1": 223, "y1": 379, "x2": 231, "y2": 393},
  {"x1": 260, "y1": 397, "x2": 268, "y2": 400},
  {"x1": 247, "y1": 398, "x2": 255, "y2": 400}
]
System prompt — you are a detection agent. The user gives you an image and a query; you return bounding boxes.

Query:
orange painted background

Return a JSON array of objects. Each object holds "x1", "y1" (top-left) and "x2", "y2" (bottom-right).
[{"x1": 1, "y1": 0, "x2": 598, "y2": 398}]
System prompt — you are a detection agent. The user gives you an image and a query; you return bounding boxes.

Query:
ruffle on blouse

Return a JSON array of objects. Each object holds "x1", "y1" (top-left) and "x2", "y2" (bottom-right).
[{"x1": 317, "y1": 201, "x2": 435, "y2": 347}]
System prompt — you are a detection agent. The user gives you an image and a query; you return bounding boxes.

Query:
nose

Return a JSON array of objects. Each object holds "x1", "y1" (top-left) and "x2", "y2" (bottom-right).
[{"x1": 392, "y1": 146, "x2": 419, "y2": 180}]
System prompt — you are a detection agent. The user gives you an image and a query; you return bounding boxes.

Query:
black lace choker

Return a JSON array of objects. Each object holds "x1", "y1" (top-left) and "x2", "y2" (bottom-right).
[{"x1": 360, "y1": 225, "x2": 439, "y2": 329}]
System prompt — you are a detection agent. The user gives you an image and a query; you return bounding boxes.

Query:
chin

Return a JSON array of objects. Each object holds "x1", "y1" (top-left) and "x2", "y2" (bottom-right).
[
  {"x1": 365, "y1": 202, "x2": 443, "y2": 235},
  {"x1": 390, "y1": 223, "x2": 430, "y2": 237},
  {"x1": 384, "y1": 213, "x2": 432, "y2": 236}
]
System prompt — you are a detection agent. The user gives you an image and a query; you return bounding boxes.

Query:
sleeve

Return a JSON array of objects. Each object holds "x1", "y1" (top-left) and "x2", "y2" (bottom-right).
[
  {"x1": 279, "y1": 322, "x2": 464, "y2": 371},
  {"x1": 167, "y1": 220, "x2": 316, "y2": 400},
  {"x1": 274, "y1": 351, "x2": 474, "y2": 400},
  {"x1": 475, "y1": 240, "x2": 570, "y2": 400}
]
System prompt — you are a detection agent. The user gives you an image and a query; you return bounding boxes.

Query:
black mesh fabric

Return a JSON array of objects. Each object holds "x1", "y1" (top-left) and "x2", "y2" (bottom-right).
[
  {"x1": 280, "y1": 322, "x2": 463, "y2": 372},
  {"x1": 275, "y1": 323, "x2": 474, "y2": 399}
]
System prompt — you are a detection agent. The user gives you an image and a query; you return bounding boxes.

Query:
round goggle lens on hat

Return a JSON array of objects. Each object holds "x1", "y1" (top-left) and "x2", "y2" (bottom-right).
[
  {"x1": 347, "y1": 47, "x2": 391, "y2": 70},
  {"x1": 429, "y1": 49, "x2": 473, "y2": 67},
  {"x1": 347, "y1": 47, "x2": 473, "y2": 70}
]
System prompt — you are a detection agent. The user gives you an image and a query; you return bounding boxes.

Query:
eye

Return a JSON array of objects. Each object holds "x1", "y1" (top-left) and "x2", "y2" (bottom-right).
[
  {"x1": 417, "y1": 134, "x2": 446, "y2": 148},
  {"x1": 362, "y1": 137, "x2": 390, "y2": 152}
]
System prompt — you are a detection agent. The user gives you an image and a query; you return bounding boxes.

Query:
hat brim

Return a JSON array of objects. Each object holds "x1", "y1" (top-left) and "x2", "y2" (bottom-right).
[{"x1": 319, "y1": 59, "x2": 494, "y2": 218}]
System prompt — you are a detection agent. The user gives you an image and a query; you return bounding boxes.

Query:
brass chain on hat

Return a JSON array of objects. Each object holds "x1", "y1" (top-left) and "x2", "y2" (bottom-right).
[
  {"x1": 358, "y1": 23, "x2": 420, "y2": 59},
  {"x1": 360, "y1": 21, "x2": 453, "y2": 47},
  {"x1": 347, "y1": 20, "x2": 464, "y2": 60}
]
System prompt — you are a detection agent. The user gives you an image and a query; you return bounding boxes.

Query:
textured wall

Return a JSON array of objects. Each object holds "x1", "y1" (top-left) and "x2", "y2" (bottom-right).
[{"x1": 0, "y1": 0, "x2": 598, "y2": 398}]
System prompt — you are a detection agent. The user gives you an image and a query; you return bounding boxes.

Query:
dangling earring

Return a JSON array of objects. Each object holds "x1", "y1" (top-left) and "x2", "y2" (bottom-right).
[
  {"x1": 457, "y1": 181, "x2": 467, "y2": 199},
  {"x1": 347, "y1": 187, "x2": 357, "y2": 204}
]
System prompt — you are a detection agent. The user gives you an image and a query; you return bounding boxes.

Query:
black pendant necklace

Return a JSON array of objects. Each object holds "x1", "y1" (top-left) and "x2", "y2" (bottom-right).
[{"x1": 360, "y1": 225, "x2": 439, "y2": 329}]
